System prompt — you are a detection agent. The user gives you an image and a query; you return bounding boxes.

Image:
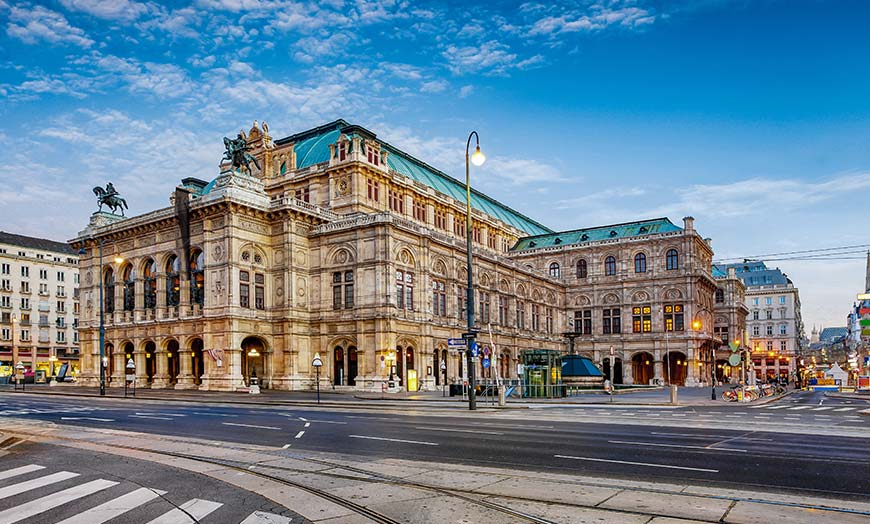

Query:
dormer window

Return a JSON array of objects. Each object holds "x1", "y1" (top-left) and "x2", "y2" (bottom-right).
[
  {"x1": 367, "y1": 144, "x2": 379, "y2": 166},
  {"x1": 639, "y1": 226, "x2": 648, "y2": 234},
  {"x1": 554, "y1": 238, "x2": 562, "y2": 244},
  {"x1": 339, "y1": 141, "x2": 347, "y2": 161},
  {"x1": 609, "y1": 230, "x2": 617, "y2": 237},
  {"x1": 580, "y1": 234, "x2": 588, "y2": 241}
]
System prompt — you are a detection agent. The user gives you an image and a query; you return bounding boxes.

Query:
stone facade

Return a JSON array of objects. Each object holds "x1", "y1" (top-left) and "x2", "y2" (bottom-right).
[{"x1": 71, "y1": 119, "x2": 744, "y2": 391}]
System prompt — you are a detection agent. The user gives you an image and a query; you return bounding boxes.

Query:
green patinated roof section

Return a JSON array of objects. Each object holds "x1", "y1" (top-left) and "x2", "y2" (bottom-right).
[
  {"x1": 511, "y1": 217, "x2": 682, "y2": 251},
  {"x1": 274, "y1": 119, "x2": 551, "y2": 236},
  {"x1": 712, "y1": 265, "x2": 728, "y2": 278}
]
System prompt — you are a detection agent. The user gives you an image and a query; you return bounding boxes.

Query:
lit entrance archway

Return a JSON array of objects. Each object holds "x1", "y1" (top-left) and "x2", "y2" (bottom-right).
[
  {"x1": 191, "y1": 338, "x2": 204, "y2": 386},
  {"x1": 603, "y1": 357, "x2": 623, "y2": 384},
  {"x1": 241, "y1": 336, "x2": 266, "y2": 388},
  {"x1": 144, "y1": 341, "x2": 156, "y2": 384},
  {"x1": 665, "y1": 351, "x2": 688, "y2": 386},
  {"x1": 631, "y1": 352, "x2": 654, "y2": 385},
  {"x1": 332, "y1": 344, "x2": 358, "y2": 386},
  {"x1": 166, "y1": 339, "x2": 180, "y2": 385},
  {"x1": 396, "y1": 345, "x2": 415, "y2": 389}
]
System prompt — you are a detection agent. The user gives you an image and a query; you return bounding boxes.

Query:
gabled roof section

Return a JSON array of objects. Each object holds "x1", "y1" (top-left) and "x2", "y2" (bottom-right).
[
  {"x1": 0, "y1": 231, "x2": 76, "y2": 255},
  {"x1": 511, "y1": 218, "x2": 682, "y2": 251},
  {"x1": 273, "y1": 120, "x2": 552, "y2": 236},
  {"x1": 720, "y1": 261, "x2": 791, "y2": 287}
]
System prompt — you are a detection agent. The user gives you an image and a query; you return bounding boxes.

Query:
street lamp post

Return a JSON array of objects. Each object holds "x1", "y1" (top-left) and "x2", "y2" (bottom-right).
[
  {"x1": 464, "y1": 131, "x2": 486, "y2": 411},
  {"x1": 80, "y1": 238, "x2": 123, "y2": 397},
  {"x1": 691, "y1": 314, "x2": 717, "y2": 401},
  {"x1": 48, "y1": 355, "x2": 58, "y2": 386},
  {"x1": 312, "y1": 353, "x2": 323, "y2": 404}
]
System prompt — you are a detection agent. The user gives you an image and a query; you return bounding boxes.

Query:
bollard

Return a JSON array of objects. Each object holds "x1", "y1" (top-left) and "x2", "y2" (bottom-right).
[
  {"x1": 670, "y1": 384, "x2": 678, "y2": 405},
  {"x1": 498, "y1": 388, "x2": 506, "y2": 407}
]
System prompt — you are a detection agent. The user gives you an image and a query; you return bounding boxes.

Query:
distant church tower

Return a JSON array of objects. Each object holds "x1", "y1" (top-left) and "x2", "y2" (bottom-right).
[{"x1": 810, "y1": 325, "x2": 820, "y2": 344}]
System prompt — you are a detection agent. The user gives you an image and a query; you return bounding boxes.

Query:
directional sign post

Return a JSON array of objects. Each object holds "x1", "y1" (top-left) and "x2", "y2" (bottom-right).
[{"x1": 470, "y1": 342, "x2": 480, "y2": 358}]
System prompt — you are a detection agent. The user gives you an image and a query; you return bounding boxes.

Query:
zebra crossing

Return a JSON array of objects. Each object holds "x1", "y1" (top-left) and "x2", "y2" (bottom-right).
[{"x1": 0, "y1": 463, "x2": 293, "y2": 524}]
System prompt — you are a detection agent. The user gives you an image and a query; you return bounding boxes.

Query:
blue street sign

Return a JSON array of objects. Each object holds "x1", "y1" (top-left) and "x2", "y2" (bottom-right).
[
  {"x1": 483, "y1": 346, "x2": 491, "y2": 356},
  {"x1": 482, "y1": 357, "x2": 491, "y2": 369},
  {"x1": 447, "y1": 338, "x2": 466, "y2": 348},
  {"x1": 470, "y1": 343, "x2": 480, "y2": 358}
]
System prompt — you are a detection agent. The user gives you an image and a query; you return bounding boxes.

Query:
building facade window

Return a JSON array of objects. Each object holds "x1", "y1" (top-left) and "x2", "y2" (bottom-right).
[
  {"x1": 574, "y1": 310, "x2": 592, "y2": 335},
  {"x1": 549, "y1": 262, "x2": 560, "y2": 277},
  {"x1": 388, "y1": 189, "x2": 404, "y2": 213},
  {"x1": 472, "y1": 226, "x2": 481, "y2": 243},
  {"x1": 143, "y1": 259, "x2": 157, "y2": 310},
  {"x1": 766, "y1": 325, "x2": 773, "y2": 336},
  {"x1": 479, "y1": 291, "x2": 491, "y2": 324},
  {"x1": 605, "y1": 256, "x2": 616, "y2": 276},
  {"x1": 434, "y1": 209, "x2": 447, "y2": 230},
  {"x1": 516, "y1": 300, "x2": 525, "y2": 329},
  {"x1": 122, "y1": 264, "x2": 135, "y2": 311},
  {"x1": 634, "y1": 253, "x2": 646, "y2": 273},
  {"x1": 766, "y1": 310, "x2": 773, "y2": 320},
  {"x1": 366, "y1": 144, "x2": 380, "y2": 165},
  {"x1": 412, "y1": 199, "x2": 426, "y2": 221},
  {"x1": 254, "y1": 273, "x2": 265, "y2": 310},
  {"x1": 294, "y1": 186, "x2": 310, "y2": 203},
  {"x1": 767, "y1": 341, "x2": 773, "y2": 351},
  {"x1": 546, "y1": 307, "x2": 553, "y2": 334},
  {"x1": 21, "y1": 266, "x2": 29, "y2": 277},
  {"x1": 779, "y1": 324, "x2": 787, "y2": 335},
  {"x1": 779, "y1": 296, "x2": 786, "y2": 304},
  {"x1": 498, "y1": 295, "x2": 508, "y2": 325},
  {"x1": 432, "y1": 280, "x2": 447, "y2": 317},
  {"x1": 366, "y1": 178, "x2": 379, "y2": 201},
  {"x1": 396, "y1": 270, "x2": 413, "y2": 310},
  {"x1": 240, "y1": 270, "x2": 250, "y2": 308},
  {"x1": 190, "y1": 250, "x2": 205, "y2": 306},
  {"x1": 39, "y1": 269, "x2": 48, "y2": 280},
  {"x1": 1, "y1": 263, "x2": 9, "y2": 275},
  {"x1": 603, "y1": 308, "x2": 621, "y2": 334},
  {"x1": 663, "y1": 304, "x2": 684, "y2": 331},
  {"x1": 753, "y1": 310, "x2": 759, "y2": 320},
  {"x1": 765, "y1": 297, "x2": 772, "y2": 305},
  {"x1": 457, "y1": 286, "x2": 467, "y2": 321},
  {"x1": 531, "y1": 304, "x2": 540, "y2": 331},
  {"x1": 104, "y1": 268, "x2": 115, "y2": 314},
  {"x1": 166, "y1": 255, "x2": 180, "y2": 307},
  {"x1": 333, "y1": 271, "x2": 353, "y2": 309},
  {"x1": 752, "y1": 325, "x2": 760, "y2": 336},
  {"x1": 576, "y1": 259, "x2": 587, "y2": 279},
  {"x1": 666, "y1": 249, "x2": 679, "y2": 270},
  {"x1": 632, "y1": 305, "x2": 652, "y2": 333},
  {"x1": 715, "y1": 289, "x2": 724, "y2": 303},
  {"x1": 780, "y1": 340, "x2": 787, "y2": 352}
]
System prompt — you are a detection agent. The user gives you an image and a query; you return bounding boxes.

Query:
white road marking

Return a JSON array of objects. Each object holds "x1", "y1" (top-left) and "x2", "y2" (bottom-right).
[
  {"x1": 294, "y1": 431, "x2": 305, "y2": 439},
  {"x1": 129, "y1": 415, "x2": 173, "y2": 421},
  {"x1": 298, "y1": 417, "x2": 308, "y2": 422},
  {"x1": 788, "y1": 406, "x2": 812, "y2": 410},
  {"x1": 304, "y1": 422, "x2": 310, "y2": 428},
  {"x1": 761, "y1": 405, "x2": 790, "y2": 410},
  {"x1": 60, "y1": 417, "x2": 114, "y2": 422},
  {"x1": 305, "y1": 420, "x2": 347, "y2": 425},
  {"x1": 650, "y1": 432, "x2": 771, "y2": 441},
  {"x1": 414, "y1": 427, "x2": 504, "y2": 435},
  {"x1": 0, "y1": 465, "x2": 44, "y2": 481},
  {"x1": 608, "y1": 440, "x2": 747, "y2": 453},
  {"x1": 282, "y1": 444, "x2": 291, "y2": 449},
  {"x1": 783, "y1": 417, "x2": 801, "y2": 421},
  {"x1": 0, "y1": 479, "x2": 118, "y2": 524},
  {"x1": 134, "y1": 412, "x2": 186, "y2": 417},
  {"x1": 554, "y1": 455, "x2": 718, "y2": 473},
  {"x1": 241, "y1": 511, "x2": 294, "y2": 524},
  {"x1": 832, "y1": 407, "x2": 856, "y2": 412},
  {"x1": 145, "y1": 498, "x2": 223, "y2": 524},
  {"x1": 811, "y1": 407, "x2": 834, "y2": 411},
  {"x1": 222, "y1": 422, "x2": 281, "y2": 430},
  {"x1": 191, "y1": 412, "x2": 238, "y2": 417},
  {"x1": 349, "y1": 435, "x2": 438, "y2": 446},
  {"x1": 0, "y1": 472, "x2": 79, "y2": 500},
  {"x1": 56, "y1": 488, "x2": 167, "y2": 524}
]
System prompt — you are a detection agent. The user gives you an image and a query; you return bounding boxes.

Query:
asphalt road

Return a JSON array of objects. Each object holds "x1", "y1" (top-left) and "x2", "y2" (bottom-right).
[{"x1": 1, "y1": 390, "x2": 868, "y2": 502}]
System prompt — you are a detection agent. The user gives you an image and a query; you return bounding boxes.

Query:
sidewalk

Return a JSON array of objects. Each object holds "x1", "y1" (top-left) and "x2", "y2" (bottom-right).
[
  {"x1": 0, "y1": 382, "x2": 792, "y2": 408},
  {"x1": 3, "y1": 419, "x2": 868, "y2": 524}
]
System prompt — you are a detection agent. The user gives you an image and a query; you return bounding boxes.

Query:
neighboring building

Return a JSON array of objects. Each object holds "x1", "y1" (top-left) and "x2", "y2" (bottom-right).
[
  {"x1": 712, "y1": 265, "x2": 749, "y2": 382},
  {"x1": 0, "y1": 231, "x2": 81, "y2": 381},
  {"x1": 720, "y1": 260, "x2": 804, "y2": 381},
  {"x1": 71, "y1": 119, "x2": 741, "y2": 391}
]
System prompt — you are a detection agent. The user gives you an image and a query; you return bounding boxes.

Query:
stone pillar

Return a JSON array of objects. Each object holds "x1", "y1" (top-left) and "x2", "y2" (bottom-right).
[
  {"x1": 134, "y1": 349, "x2": 148, "y2": 388},
  {"x1": 175, "y1": 345, "x2": 195, "y2": 390},
  {"x1": 110, "y1": 349, "x2": 125, "y2": 386},
  {"x1": 151, "y1": 348, "x2": 170, "y2": 389},
  {"x1": 134, "y1": 278, "x2": 144, "y2": 321}
]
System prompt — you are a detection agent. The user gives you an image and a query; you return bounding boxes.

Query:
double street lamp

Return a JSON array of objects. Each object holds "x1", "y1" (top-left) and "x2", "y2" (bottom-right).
[
  {"x1": 691, "y1": 313, "x2": 717, "y2": 400},
  {"x1": 79, "y1": 238, "x2": 123, "y2": 397},
  {"x1": 464, "y1": 131, "x2": 485, "y2": 411}
]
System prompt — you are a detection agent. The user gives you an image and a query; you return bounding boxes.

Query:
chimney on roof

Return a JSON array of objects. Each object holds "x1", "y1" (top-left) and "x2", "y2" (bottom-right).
[
  {"x1": 727, "y1": 267, "x2": 736, "y2": 278},
  {"x1": 704, "y1": 237, "x2": 712, "y2": 246},
  {"x1": 683, "y1": 216, "x2": 694, "y2": 231}
]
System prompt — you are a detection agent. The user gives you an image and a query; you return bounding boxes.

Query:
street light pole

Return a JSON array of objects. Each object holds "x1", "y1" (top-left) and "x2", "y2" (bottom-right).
[
  {"x1": 464, "y1": 130, "x2": 485, "y2": 411},
  {"x1": 97, "y1": 239, "x2": 106, "y2": 397}
]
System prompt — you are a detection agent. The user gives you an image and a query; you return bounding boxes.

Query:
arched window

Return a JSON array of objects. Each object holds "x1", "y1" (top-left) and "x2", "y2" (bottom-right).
[
  {"x1": 190, "y1": 249, "x2": 205, "y2": 306},
  {"x1": 143, "y1": 259, "x2": 157, "y2": 310},
  {"x1": 576, "y1": 259, "x2": 587, "y2": 279},
  {"x1": 666, "y1": 249, "x2": 679, "y2": 270},
  {"x1": 548, "y1": 262, "x2": 560, "y2": 277},
  {"x1": 715, "y1": 289, "x2": 725, "y2": 303},
  {"x1": 166, "y1": 254, "x2": 180, "y2": 307},
  {"x1": 605, "y1": 256, "x2": 616, "y2": 276},
  {"x1": 122, "y1": 264, "x2": 135, "y2": 311},
  {"x1": 634, "y1": 253, "x2": 646, "y2": 273},
  {"x1": 104, "y1": 267, "x2": 115, "y2": 313}
]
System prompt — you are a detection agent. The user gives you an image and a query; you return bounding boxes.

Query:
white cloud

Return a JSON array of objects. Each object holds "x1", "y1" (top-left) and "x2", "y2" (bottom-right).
[
  {"x1": 458, "y1": 85, "x2": 474, "y2": 98},
  {"x1": 442, "y1": 40, "x2": 538, "y2": 75},
  {"x1": 528, "y1": 4, "x2": 657, "y2": 36},
  {"x1": 59, "y1": 0, "x2": 149, "y2": 21},
  {"x1": 481, "y1": 157, "x2": 571, "y2": 186},
  {"x1": 7, "y1": 5, "x2": 94, "y2": 47},
  {"x1": 420, "y1": 79, "x2": 448, "y2": 93},
  {"x1": 292, "y1": 32, "x2": 354, "y2": 63}
]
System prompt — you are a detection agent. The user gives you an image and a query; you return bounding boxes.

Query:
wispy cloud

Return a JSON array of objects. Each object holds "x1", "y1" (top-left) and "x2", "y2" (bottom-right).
[
  {"x1": 7, "y1": 4, "x2": 94, "y2": 47},
  {"x1": 481, "y1": 157, "x2": 572, "y2": 186},
  {"x1": 59, "y1": 0, "x2": 149, "y2": 22},
  {"x1": 528, "y1": 3, "x2": 658, "y2": 37},
  {"x1": 442, "y1": 40, "x2": 542, "y2": 75}
]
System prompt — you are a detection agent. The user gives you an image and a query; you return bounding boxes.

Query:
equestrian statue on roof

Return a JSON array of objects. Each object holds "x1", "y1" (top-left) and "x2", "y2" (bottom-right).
[
  {"x1": 222, "y1": 131, "x2": 261, "y2": 174},
  {"x1": 92, "y1": 182, "x2": 128, "y2": 216}
]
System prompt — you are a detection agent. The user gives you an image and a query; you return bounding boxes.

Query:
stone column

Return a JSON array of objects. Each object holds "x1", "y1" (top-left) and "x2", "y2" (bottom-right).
[
  {"x1": 134, "y1": 278, "x2": 144, "y2": 321},
  {"x1": 110, "y1": 349, "x2": 125, "y2": 386},
  {"x1": 134, "y1": 348, "x2": 148, "y2": 388},
  {"x1": 175, "y1": 345, "x2": 195, "y2": 390},
  {"x1": 151, "y1": 347, "x2": 170, "y2": 389}
]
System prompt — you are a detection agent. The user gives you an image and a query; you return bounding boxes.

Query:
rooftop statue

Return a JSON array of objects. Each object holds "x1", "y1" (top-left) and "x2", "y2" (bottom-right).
[
  {"x1": 223, "y1": 132, "x2": 261, "y2": 174},
  {"x1": 93, "y1": 182, "x2": 128, "y2": 216}
]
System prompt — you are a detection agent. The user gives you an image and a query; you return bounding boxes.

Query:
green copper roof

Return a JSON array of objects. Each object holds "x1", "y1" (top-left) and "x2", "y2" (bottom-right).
[
  {"x1": 512, "y1": 218, "x2": 682, "y2": 251},
  {"x1": 712, "y1": 265, "x2": 728, "y2": 278},
  {"x1": 274, "y1": 120, "x2": 551, "y2": 236}
]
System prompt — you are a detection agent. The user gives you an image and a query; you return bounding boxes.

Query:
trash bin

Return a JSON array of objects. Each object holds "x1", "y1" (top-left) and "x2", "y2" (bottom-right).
[{"x1": 449, "y1": 384, "x2": 463, "y2": 397}]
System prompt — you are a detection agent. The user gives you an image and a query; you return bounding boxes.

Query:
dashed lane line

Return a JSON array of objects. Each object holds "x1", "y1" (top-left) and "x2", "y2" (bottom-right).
[
  {"x1": 294, "y1": 431, "x2": 305, "y2": 439},
  {"x1": 554, "y1": 454, "x2": 718, "y2": 473},
  {"x1": 349, "y1": 435, "x2": 439, "y2": 446},
  {"x1": 607, "y1": 440, "x2": 747, "y2": 453},
  {"x1": 129, "y1": 415, "x2": 173, "y2": 421},
  {"x1": 222, "y1": 422, "x2": 282, "y2": 430},
  {"x1": 413, "y1": 427, "x2": 505, "y2": 436}
]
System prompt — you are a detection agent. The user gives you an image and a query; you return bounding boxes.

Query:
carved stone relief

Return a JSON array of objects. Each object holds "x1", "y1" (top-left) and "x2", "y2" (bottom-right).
[
  {"x1": 294, "y1": 249, "x2": 307, "y2": 267},
  {"x1": 212, "y1": 243, "x2": 224, "y2": 263},
  {"x1": 632, "y1": 291, "x2": 650, "y2": 302},
  {"x1": 275, "y1": 249, "x2": 284, "y2": 266},
  {"x1": 239, "y1": 219, "x2": 269, "y2": 235}
]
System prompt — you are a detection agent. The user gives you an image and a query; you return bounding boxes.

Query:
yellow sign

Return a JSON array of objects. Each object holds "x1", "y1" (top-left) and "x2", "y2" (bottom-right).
[{"x1": 407, "y1": 369, "x2": 418, "y2": 391}]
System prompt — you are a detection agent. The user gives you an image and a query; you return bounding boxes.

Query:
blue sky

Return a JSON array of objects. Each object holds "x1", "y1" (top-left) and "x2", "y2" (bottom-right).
[{"x1": 1, "y1": 0, "x2": 869, "y2": 332}]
